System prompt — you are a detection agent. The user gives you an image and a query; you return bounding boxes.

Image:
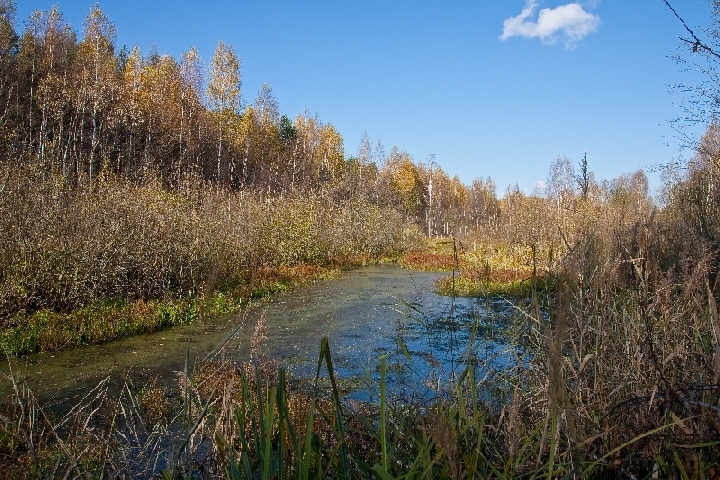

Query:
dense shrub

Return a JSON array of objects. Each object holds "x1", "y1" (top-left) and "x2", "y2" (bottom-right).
[{"x1": 0, "y1": 162, "x2": 421, "y2": 320}]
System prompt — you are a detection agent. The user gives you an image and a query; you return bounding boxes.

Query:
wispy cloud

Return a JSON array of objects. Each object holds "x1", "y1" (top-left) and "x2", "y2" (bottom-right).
[{"x1": 500, "y1": 1, "x2": 600, "y2": 48}]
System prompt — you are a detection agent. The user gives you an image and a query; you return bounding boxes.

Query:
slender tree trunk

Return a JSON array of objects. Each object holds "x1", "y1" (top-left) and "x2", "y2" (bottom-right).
[
  {"x1": 216, "y1": 136, "x2": 222, "y2": 187},
  {"x1": 178, "y1": 102, "x2": 184, "y2": 183},
  {"x1": 28, "y1": 53, "x2": 37, "y2": 151},
  {"x1": 78, "y1": 105, "x2": 85, "y2": 179},
  {"x1": 243, "y1": 142, "x2": 249, "y2": 185},
  {"x1": 39, "y1": 101, "x2": 47, "y2": 164},
  {"x1": 90, "y1": 102, "x2": 98, "y2": 182}
]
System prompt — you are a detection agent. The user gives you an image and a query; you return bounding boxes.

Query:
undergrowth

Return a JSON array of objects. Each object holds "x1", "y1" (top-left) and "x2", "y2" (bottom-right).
[{"x1": 0, "y1": 164, "x2": 420, "y2": 356}]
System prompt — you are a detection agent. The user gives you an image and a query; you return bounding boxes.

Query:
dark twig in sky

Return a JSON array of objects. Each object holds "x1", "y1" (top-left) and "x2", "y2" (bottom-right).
[{"x1": 661, "y1": 0, "x2": 720, "y2": 60}]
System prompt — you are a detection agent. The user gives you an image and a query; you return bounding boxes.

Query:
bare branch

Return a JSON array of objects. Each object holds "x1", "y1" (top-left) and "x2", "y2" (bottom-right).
[{"x1": 661, "y1": 0, "x2": 720, "y2": 60}]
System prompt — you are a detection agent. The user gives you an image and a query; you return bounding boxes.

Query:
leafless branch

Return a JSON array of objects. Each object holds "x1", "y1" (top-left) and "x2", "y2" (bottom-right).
[{"x1": 661, "y1": 0, "x2": 720, "y2": 60}]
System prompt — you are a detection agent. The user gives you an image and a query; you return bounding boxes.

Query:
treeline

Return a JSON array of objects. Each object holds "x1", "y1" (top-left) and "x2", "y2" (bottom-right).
[{"x1": 0, "y1": 1, "x2": 499, "y2": 236}]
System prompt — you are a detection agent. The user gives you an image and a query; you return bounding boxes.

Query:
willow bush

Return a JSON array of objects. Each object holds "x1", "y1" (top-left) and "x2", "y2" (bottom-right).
[{"x1": 0, "y1": 162, "x2": 421, "y2": 322}]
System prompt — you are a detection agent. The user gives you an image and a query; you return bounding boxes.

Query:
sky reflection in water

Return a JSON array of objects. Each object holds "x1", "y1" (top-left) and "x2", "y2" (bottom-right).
[{"x1": 1, "y1": 264, "x2": 520, "y2": 405}]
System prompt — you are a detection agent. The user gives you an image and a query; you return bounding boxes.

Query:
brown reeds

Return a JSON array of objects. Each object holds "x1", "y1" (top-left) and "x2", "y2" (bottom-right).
[
  {"x1": 3, "y1": 133, "x2": 720, "y2": 477},
  {"x1": 0, "y1": 163, "x2": 422, "y2": 356}
]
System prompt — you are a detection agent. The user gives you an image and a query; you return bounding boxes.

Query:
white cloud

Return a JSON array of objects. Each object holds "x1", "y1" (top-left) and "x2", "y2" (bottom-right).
[{"x1": 500, "y1": 1, "x2": 600, "y2": 48}]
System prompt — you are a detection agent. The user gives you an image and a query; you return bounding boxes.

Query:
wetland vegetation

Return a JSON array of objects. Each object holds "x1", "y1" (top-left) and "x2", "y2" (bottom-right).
[{"x1": 1, "y1": 0, "x2": 720, "y2": 477}]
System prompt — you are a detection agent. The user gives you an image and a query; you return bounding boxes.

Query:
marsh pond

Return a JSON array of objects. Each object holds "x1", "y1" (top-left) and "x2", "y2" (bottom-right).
[{"x1": 1, "y1": 264, "x2": 518, "y2": 405}]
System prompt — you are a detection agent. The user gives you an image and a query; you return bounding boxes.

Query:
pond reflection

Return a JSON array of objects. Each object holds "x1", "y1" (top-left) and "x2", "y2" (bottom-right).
[{"x1": 1, "y1": 264, "x2": 519, "y2": 405}]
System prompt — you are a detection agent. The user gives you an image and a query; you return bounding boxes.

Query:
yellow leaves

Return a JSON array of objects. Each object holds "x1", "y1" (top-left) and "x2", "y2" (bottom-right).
[
  {"x1": 229, "y1": 105, "x2": 255, "y2": 146},
  {"x1": 76, "y1": 5, "x2": 117, "y2": 81},
  {"x1": 393, "y1": 156, "x2": 418, "y2": 195},
  {"x1": 207, "y1": 40, "x2": 241, "y2": 114},
  {"x1": 81, "y1": 4, "x2": 116, "y2": 53},
  {"x1": 180, "y1": 46, "x2": 204, "y2": 98},
  {"x1": 148, "y1": 56, "x2": 184, "y2": 118},
  {"x1": 290, "y1": 114, "x2": 347, "y2": 185},
  {"x1": 318, "y1": 123, "x2": 345, "y2": 177},
  {"x1": 37, "y1": 72, "x2": 70, "y2": 119},
  {"x1": 389, "y1": 153, "x2": 423, "y2": 215},
  {"x1": 120, "y1": 48, "x2": 189, "y2": 136},
  {"x1": 123, "y1": 46, "x2": 143, "y2": 85},
  {"x1": 294, "y1": 113, "x2": 320, "y2": 155},
  {"x1": 450, "y1": 175, "x2": 468, "y2": 206}
]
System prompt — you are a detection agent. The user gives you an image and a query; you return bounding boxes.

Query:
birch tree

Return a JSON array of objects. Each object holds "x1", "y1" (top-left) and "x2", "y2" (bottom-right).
[
  {"x1": 179, "y1": 46, "x2": 204, "y2": 175},
  {"x1": 76, "y1": 4, "x2": 117, "y2": 181},
  {"x1": 253, "y1": 84, "x2": 280, "y2": 191},
  {"x1": 36, "y1": 8, "x2": 75, "y2": 167},
  {"x1": 0, "y1": 0, "x2": 18, "y2": 155},
  {"x1": 207, "y1": 40, "x2": 240, "y2": 186}
]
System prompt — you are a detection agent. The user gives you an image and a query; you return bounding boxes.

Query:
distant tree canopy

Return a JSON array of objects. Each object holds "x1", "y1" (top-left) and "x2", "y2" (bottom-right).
[
  {"x1": 0, "y1": 1, "x2": 510, "y2": 237},
  {"x1": 0, "y1": 1, "x2": 666, "y2": 241}
]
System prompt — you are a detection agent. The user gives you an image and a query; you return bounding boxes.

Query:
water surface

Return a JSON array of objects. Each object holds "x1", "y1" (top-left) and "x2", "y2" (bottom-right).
[{"x1": 1, "y1": 264, "x2": 514, "y2": 404}]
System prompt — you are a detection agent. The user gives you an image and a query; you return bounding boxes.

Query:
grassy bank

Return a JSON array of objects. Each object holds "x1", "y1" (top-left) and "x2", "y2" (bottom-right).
[
  {"x1": 400, "y1": 239, "x2": 546, "y2": 298},
  {"x1": 0, "y1": 265, "x2": 341, "y2": 357}
]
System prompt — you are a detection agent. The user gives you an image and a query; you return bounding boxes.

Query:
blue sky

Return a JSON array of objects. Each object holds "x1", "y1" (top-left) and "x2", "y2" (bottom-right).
[{"x1": 15, "y1": 0, "x2": 711, "y2": 194}]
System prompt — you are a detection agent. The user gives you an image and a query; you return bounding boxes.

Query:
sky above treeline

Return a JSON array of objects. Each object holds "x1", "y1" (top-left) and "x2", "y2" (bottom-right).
[{"x1": 15, "y1": 0, "x2": 713, "y2": 194}]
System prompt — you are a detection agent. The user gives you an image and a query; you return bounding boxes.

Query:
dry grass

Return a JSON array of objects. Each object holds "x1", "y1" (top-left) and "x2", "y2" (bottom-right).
[
  {"x1": 0, "y1": 164, "x2": 421, "y2": 356},
  {"x1": 2, "y1": 138, "x2": 720, "y2": 477}
]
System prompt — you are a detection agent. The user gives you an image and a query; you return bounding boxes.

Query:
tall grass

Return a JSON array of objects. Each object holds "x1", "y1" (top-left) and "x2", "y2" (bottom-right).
[
  {"x1": 3, "y1": 220, "x2": 719, "y2": 477},
  {"x1": 0, "y1": 163, "x2": 422, "y2": 355},
  {"x1": 2, "y1": 269, "x2": 719, "y2": 479},
  {"x1": 185, "y1": 224, "x2": 712, "y2": 478}
]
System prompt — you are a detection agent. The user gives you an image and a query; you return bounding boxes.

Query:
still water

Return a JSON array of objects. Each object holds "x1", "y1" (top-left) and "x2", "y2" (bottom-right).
[{"x1": 1, "y1": 264, "x2": 516, "y2": 404}]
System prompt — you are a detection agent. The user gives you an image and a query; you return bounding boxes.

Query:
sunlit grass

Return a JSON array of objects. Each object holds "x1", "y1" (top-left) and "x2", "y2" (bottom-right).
[{"x1": 0, "y1": 266, "x2": 341, "y2": 358}]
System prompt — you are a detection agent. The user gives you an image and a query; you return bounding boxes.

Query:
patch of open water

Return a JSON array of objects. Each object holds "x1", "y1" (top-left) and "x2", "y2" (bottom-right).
[{"x1": 0, "y1": 264, "x2": 519, "y2": 406}]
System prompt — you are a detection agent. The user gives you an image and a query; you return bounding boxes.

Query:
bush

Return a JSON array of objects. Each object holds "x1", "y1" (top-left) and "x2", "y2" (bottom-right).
[{"x1": 0, "y1": 162, "x2": 420, "y2": 322}]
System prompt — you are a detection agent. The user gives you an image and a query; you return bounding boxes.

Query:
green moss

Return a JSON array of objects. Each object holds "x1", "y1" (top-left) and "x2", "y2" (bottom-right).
[
  {"x1": 0, "y1": 293, "x2": 235, "y2": 358},
  {"x1": 0, "y1": 264, "x2": 345, "y2": 358},
  {"x1": 435, "y1": 274, "x2": 550, "y2": 298}
]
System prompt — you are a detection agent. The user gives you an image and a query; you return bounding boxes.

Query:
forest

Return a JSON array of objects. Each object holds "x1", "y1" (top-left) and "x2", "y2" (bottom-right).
[
  {"x1": 2, "y1": 0, "x2": 720, "y2": 478},
  {"x1": 0, "y1": 2, "x2": 502, "y2": 332},
  {"x1": 0, "y1": 2, "x2": 497, "y2": 230}
]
